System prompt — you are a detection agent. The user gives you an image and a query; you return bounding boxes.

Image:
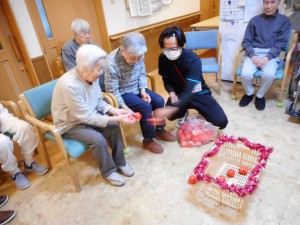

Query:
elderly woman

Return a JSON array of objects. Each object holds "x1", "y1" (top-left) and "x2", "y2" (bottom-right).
[
  {"x1": 0, "y1": 104, "x2": 48, "y2": 190},
  {"x1": 52, "y1": 45, "x2": 135, "y2": 187},
  {"x1": 105, "y1": 32, "x2": 176, "y2": 155},
  {"x1": 61, "y1": 19, "x2": 97, "y2": 71}
]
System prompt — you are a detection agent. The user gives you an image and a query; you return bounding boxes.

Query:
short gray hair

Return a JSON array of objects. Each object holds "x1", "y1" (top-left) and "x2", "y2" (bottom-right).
[
  {"x1": 76, "y1": 45, "x2": 107, "y2": 72},
  {"x1": 71, "y1": 19, "x2": 90, "y2": 35},
  {"x1": 121, "y1": 32, "x2": 147, "y2": 55}
]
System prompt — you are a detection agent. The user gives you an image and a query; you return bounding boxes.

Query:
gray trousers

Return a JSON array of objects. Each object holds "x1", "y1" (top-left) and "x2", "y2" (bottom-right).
[
  {"x1": 63, "y1": 122, "x2": 125, "y2": 177},
  {"x1": 241, "y1": 48, "x2": 279, "y2": 98}
]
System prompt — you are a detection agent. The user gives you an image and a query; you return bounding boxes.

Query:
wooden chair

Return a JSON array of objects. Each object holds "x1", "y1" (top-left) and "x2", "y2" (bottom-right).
[
  {"x1": 231, "y1": 30, "x2": 298, "y2": 107},
  {"x1": 185, "y1": 30, "x2": 222, "y2": 94},
  {"x1": 18, "y1": 79, "x2": 128, "y2": 192}
]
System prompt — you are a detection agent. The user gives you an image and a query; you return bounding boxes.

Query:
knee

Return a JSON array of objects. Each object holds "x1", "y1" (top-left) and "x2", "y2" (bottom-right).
[
  {"x1": 212, "y1": 116, "x2": 228, "y2": 130},
  {"x1": 109, "y1": 121, "x2": 120, "y2": 130},
  {"x1": 218, "y1": 118, "x2": 228, "y2": 130},
  {"x1": 261, "y1": 72, "x2": 276, "y2": 81},
  {"x1": 140, "y1": 102, "x2": 153, "y2": 115},
  {"x1": 155, "y1": 95, "x2": 165, "y2": 108},
  {"x1": 240, "y1": 72, "x2": 253, "y2": 81},
  {"x1": 18, "y1": 122, "x2": 35, "y2": 136},
  {"x1": 0, "y1": 134, "x2": 14, "y2": 152},
  {"x1": 91, "y1": 134, "x2": 107, "y2": 149}
]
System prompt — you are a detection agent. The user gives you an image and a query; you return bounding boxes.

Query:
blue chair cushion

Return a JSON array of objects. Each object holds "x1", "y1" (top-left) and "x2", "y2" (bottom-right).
[
  {"x1": 202, "y1": 57, "x2": 219, "y2": 73},
  {"x1": 43, "y1": 131, "x2": 89, "y2": 159},
  {"x1": 236, "y1": 61, "x2": 285, "y2": 80}
]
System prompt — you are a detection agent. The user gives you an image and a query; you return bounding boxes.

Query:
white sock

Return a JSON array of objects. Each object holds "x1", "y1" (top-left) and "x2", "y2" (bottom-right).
[{"x1": 24, "y1": 154, "x2": 34, "y2": 167}]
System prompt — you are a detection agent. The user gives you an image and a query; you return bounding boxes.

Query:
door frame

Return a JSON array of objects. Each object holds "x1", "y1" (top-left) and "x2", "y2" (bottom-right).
[{"x1": 1, "y1": 0, "x2": 40, "y2": 87}]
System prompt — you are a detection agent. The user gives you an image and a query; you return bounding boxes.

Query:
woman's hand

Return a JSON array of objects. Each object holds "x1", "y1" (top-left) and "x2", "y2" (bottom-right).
[
  {"x1": 119, "y1": 114, "x2": 137, "y2": 125},
  {"x1": 109, "y1": 107, "x2": 132, "y2": 116},
  {"x1": 140, "y1": 89, "x2": 151, "y2": 103},
  {"x1": 169, "y1": 92, "x2": 179, "y2": 104}
]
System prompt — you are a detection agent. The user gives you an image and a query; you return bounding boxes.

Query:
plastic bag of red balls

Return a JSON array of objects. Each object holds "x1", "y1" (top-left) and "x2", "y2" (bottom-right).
[{"x1": 177, "y1": 116, "x2": 217, "y2": 148}]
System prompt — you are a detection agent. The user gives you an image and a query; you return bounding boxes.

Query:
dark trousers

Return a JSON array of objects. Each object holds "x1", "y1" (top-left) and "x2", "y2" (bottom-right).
[
  {"x1": 166, "y1": 94, "x2": 228, "y2": 129},
  {"x1": 122, "y1": 89, "x2": 164, "y2": 140},
  {"x1": 63, "y1": 122, "x2": 125, "y2": 177}
]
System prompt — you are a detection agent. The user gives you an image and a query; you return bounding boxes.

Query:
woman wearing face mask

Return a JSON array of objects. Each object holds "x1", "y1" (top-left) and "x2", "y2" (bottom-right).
[{"x1": 157, "y1": 26, "x2": 228, "y2": 131}]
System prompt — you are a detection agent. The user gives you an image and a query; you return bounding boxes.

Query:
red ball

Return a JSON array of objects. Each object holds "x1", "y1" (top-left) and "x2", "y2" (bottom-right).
[
  {"x1": 188, "y1": 175, "x2": 196, "y2": 184},
  {"x1": 239, "y1": 166, "x2": 249, "y2": 175},
  {"x1": 217, "y1": 175, "x2": 226, "y2": 182},
  {"x1": 226, "y1": 169, "x2": 235, "y2": 177},
  {"x1": 133, "y1": 112, "x2": 142, "y2": 120}
]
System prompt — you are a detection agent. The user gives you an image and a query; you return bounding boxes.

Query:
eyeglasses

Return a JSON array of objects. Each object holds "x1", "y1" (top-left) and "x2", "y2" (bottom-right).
[
  {"x1": 94, "y1": 66, "x2": 104, "y2": 75},
  {"x1": 162, "y1": 47, "x2": 181, "y2": 52},
  {"x1": 79, "y1": 31, "x2": 91, "y2": 36},
  {"x1": 122, "y1": 51, "x2": 143, "y2": 63}
]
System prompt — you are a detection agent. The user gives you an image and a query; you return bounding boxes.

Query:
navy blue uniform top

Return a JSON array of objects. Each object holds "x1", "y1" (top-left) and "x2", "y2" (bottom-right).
[
  {"x1": 158, "y1": 48, "x2": 210, "y2": 108},
  {"x1": 242, "y1": 10, "x2": 291, "y2": 60}
]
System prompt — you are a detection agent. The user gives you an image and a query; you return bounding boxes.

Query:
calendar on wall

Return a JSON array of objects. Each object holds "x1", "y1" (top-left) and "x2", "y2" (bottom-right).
[
  {"x1": 126, "y1": 0, "x2": 173, "y2": 17},
  {"x1": 220, "y1": 0, "x2": 244, "y2": 20}
]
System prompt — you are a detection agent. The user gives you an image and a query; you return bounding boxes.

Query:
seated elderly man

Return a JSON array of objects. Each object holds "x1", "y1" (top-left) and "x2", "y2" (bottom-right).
[
  {"x1": 52, "y1": 44, "x2": 136, "y2": 187},
  {"x1": 61, "y1": 19, "x2": 96, "y2": 72},
  {"x1": 61, "y1": 19, "x2": 106, "y2": 91},
  {"x1": 105, "y1": 32, "x2": 177, "y2": 154},
  {"x1": 239, "y1": 0, "x2": 291, "y2": 110},
  {"x1": 0, "y1": 103, "x2": 48, "y2": 190}
]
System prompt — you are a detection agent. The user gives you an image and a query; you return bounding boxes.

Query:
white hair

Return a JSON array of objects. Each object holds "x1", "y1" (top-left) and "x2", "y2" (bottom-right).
[
  {"x1": 76, "y1": 45, "x2": 107, "y2": 73},
  {"x1": 71, "y1": 19, "x2": 90, "y2": 35},
  {"x1": 121, "y1": 32, "x2": 147, "y2": 55}
]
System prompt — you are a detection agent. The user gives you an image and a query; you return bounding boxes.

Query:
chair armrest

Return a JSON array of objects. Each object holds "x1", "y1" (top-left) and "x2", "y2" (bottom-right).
[
  {"x1": 286, "y1": 43, "x2": 296, "y2": 62},
  {"x1": 103, "y1": 92, "x2": 119, "y2": 108},
  {"x1": 0, "y1": 100, "x2": 22, "y2": 118},
  {"x1": 147, "y1": 73, "x2": 156, "y2": 92},
  {"x1": 234, "y1": 48, "x2": 246, "y2": 68},
  {"x1": 218, "y1": 48, "x2": 222, "y2": 64},
  {"x1": 18, "y1": 100, "x2": 56, "y2": 132}
]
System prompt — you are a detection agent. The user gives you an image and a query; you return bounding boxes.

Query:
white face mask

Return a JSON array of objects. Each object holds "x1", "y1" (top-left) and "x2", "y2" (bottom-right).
[{"x1": 164, "y1": 49, "x2": 182, "y2": 60}]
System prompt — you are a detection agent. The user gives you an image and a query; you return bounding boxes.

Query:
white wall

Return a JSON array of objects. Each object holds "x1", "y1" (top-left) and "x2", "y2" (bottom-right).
[
  {"x1": 102, "y1": 0, "x2": 200, "y2": 36},
  {"x1": 9, "y1": 0, "x2": 43, "y2": 58}
]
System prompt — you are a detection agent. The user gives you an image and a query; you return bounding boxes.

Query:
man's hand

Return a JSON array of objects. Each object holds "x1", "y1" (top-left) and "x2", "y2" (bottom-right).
[
  {"x1": 251, "y1": 56, "x2": 269, "y2": 68},
  {"x1": 152, "y1": 106, "x2": 178, "y2": 120},
  {"x1": 169, "y1": 92, "x2": 179, "y2": 104},
  {"x1": 260, "y1": 57, "x2": 269, "y2": 68},
  {"x1": 251, "y1": 56, "x2": 261, "y2": 68}
]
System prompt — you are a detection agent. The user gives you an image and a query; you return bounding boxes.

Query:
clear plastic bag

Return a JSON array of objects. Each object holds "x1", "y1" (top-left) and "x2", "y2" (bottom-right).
[{"x1": 177, "y1": 115, "x2": 217, "y2": 148}]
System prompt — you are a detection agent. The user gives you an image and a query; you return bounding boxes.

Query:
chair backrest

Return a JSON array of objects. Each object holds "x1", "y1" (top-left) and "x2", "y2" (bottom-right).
[
  {"x1": 56, "y1": 56, "x2": 66, "y2": 76},
  {"x1": 284, "y1": 29, "x2": 294, "y2": 52},
  {"x1": 22, "y1": 79, "x2": 58, "y2": 120},
  {"x1": 185, "y1": 30, "x2": 218, "y2": 50}
]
